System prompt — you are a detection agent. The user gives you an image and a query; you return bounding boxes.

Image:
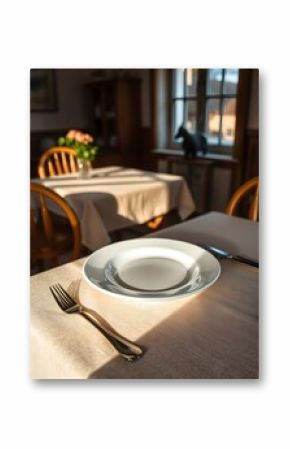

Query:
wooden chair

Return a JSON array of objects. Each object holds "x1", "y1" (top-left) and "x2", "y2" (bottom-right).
[
  {"x1": 30, "y1": 182, "x2": 81, "y2": 271},
  {"x1": 225, "y1": 176, "x2": 259, "y2": 222},
  {"x1": 38, "y1": 146, "x2": 78, "y2": 178}
]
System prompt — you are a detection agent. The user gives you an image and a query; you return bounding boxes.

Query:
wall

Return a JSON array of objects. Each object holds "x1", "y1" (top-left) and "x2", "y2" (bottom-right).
[
  {"x1": 155, "y1": 69, "x2": 168, "y2": 148},
  {"x1": 31, "y1": 69, "x2": 93, "y2": 131},
  {"x1": 247, "y1": 69, "x2": 259, "y2": 130},
  {"x1": 31, "y1": 69, "x2": 151, "y2": 131},
  {"x1": 138, "y1": 69, "x2": 151, "y2": 127}
]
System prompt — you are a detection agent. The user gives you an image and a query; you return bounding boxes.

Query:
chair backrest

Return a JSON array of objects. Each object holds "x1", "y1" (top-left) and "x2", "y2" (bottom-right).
[
  {"x1": 225, "y1": 176, "x2": 259, "y2": 222},
  {"x1": 30, "y1": 182, "x2": 81, "y2": 263},
  {"x1": 38, "y1": 146, "x2": 78, "y2": 178}
]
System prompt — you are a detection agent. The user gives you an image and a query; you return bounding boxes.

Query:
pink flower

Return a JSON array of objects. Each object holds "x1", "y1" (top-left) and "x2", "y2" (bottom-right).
[
  {"x1": 65, "y1": 130, "x2": 94, "y2": 145},
  {"x1": 74, "y1": 131, "x2": 83, "y2": 143},
  {"x1": 83, "y1": 133, "x2": 93, "y2": 144},
  {"x1": 66, "y1": 129, "x2": 77, "y2": 139}
]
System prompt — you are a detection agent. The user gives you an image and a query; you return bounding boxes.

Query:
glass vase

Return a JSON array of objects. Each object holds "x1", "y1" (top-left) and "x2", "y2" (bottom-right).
[{"x1": 77, "y1": 159, "x2": 92, "y2": 178}]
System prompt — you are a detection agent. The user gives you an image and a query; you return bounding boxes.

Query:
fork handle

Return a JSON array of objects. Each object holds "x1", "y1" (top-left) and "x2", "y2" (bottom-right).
[{"x1": 79, "y1": 308, "x2": 144, "y2": 361}]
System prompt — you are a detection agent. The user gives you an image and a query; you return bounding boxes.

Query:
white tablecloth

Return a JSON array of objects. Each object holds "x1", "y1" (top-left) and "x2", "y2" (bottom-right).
[
  {"x1": 32, "y1": 166, "x2": 195, "y2": 250},
  {"x1": 30, "y1": 212, "x2": 258, "y2": 379}
]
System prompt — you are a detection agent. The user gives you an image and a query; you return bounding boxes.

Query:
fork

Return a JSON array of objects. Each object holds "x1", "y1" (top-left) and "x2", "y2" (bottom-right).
[{"x1": 49, "y1": 283, "x2": 144, "y2": 362}]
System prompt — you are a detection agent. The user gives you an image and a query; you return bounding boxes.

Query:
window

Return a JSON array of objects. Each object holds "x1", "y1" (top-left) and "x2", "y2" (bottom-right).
[
  {"x1": 171, "y1": 68, "x2": 240, "y2": 155},
  {"x1": 172, "y1": 69, "x2": 198, "y2": 137}
]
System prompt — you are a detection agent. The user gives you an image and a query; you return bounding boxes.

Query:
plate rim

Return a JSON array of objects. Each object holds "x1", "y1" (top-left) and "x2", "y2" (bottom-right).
[{"x1": 82, "y1": 238, "x2": 221, "y2": 302}]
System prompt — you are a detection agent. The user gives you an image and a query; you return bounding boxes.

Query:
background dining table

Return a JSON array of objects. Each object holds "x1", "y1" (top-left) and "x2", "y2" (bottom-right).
[
  {"x1": 32, "y1": 166, "x2": 195, "y2": 250},
  {"x1": 30, "y1": 211, "x2": 258, "y2": 379}
]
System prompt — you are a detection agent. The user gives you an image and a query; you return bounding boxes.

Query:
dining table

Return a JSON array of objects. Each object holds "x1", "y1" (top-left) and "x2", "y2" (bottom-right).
[
  {"x1": 30, "y1": 211, "x2": 259, "y2": 379},
  {"x1": 31, "y1": 166, "x2": 195, "y2": 250}
]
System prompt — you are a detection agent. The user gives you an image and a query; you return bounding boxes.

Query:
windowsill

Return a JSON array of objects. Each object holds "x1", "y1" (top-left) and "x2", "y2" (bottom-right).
[{"x1": 152, "y1": 148, "x2": 238, "y2": 162}]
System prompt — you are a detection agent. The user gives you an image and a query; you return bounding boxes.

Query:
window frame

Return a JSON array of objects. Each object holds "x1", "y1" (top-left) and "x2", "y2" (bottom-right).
[{"x1": 168, "y1": 69, "x2": 244, "y2": 157}]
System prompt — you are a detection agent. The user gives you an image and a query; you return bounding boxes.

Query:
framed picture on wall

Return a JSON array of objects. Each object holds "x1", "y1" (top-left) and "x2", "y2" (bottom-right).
[{"x1": 30, "y1": 69, "x2": 58, "y2": 112}]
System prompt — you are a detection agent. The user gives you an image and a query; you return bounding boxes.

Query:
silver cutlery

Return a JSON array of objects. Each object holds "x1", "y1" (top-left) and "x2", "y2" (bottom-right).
[
  {"x1": 49, "y1": 283, "x2": 144, "y2": 362},
  {"x1": 200, "y1": 244, "x2": 259, "y2": 268}
]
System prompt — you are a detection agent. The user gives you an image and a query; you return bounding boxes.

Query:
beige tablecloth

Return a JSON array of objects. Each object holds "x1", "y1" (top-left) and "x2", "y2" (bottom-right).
[
  {"x1": 30, "y1": 212, "x2": 259, "y2": 379},
  {"x1": 32, "y1": 166, "x2": 195, "y2": 250}
]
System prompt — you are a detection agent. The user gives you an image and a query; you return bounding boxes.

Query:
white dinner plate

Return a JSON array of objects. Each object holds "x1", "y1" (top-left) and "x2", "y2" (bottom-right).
[{"x1": 83, "y1": 238, "x2": 221, "y2": 302}]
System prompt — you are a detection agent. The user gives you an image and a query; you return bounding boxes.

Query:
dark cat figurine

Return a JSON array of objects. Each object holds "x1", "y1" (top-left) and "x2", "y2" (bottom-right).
[{"x1": 174, "y1": 126, "x2": 207, "y2": 158}]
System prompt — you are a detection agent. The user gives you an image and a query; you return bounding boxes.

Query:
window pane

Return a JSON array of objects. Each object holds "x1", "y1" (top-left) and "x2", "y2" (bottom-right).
[
  {"x1": 184, "y1": 101, "x2": 197, "y2": 132},
  {"x1": 221, "y1": 98, "x2": 236, "y2": 145},
  {"x1": 223, "y1": 69, "x2": 239, "y2": 95},
  {"x1": 206, "y1": 69, "x2": 223, "y2": 95},
  {"x1": 185, "y1": 69, "x2": 198, "y2": 96},
  {"x1": 173, "y1": 69, "x2": 185, "y2": 98},
  {"x1": 172, "y1": 99, "x2": 184, "y2": 140},
  {"x1": 206, "y1": 99, "x2": 220, "y2": 144}
]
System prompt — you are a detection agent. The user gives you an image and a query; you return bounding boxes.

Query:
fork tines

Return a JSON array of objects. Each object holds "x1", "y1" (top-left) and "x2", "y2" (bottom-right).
[{"x1": 49, "y1": 283, "x2": 76, "y2": 311}]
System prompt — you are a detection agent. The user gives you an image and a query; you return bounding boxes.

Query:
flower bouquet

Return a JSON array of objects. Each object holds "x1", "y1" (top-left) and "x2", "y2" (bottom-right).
[{"x1": 58, "y1": 129, "x2": 99, "y2": 177}]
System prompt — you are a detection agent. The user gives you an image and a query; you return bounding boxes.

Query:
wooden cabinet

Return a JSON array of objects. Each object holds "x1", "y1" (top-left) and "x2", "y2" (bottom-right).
[
  {"x1": 166, "y1": 156, "x2": 214, "y2": 213},
  {"x1": 84, "y1": 78, "x2": 141, "y2": 167},
  {"x1": 155, "y1": 152, "x2": 239, "y2": 214}
]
